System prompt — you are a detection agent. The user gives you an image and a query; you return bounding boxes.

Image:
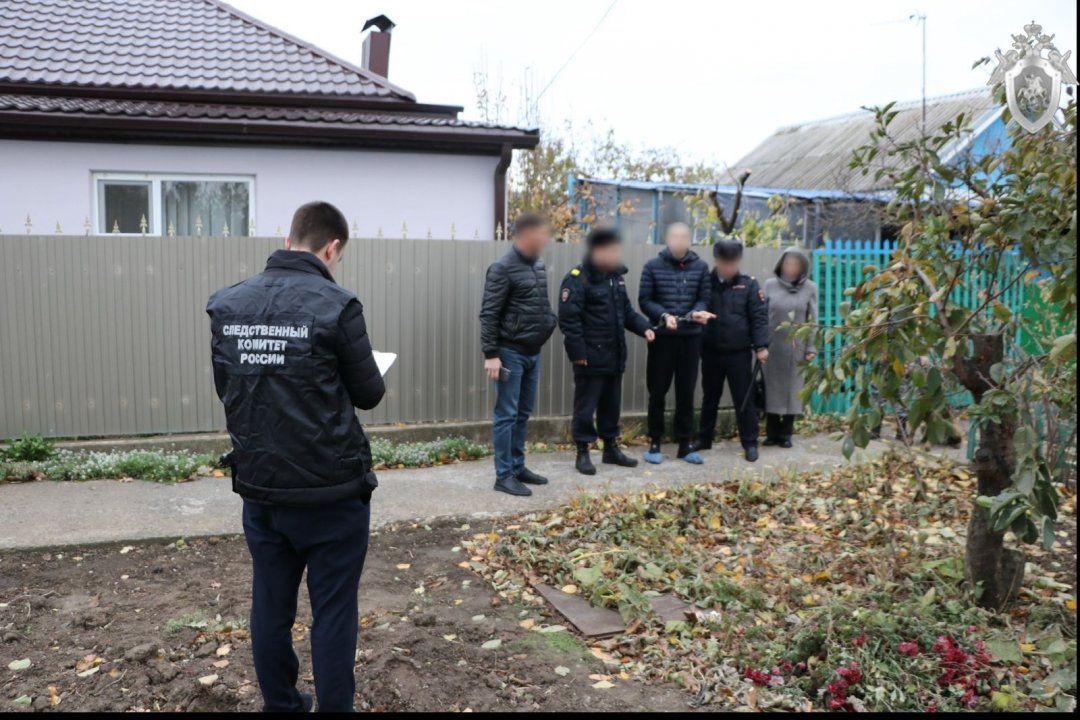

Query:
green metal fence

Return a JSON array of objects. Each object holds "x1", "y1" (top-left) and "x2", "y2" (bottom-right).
[{"x1": 810, "y1": 239, "x2": 1027, "y2": 414}]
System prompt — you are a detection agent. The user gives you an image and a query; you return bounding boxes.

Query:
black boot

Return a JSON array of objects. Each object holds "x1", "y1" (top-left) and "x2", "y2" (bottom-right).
[
  {"x1": 494, "y1": 475, "x2": 532, "y2": 496},
  {"x1": 575, "y1": 443, "x2": 596, "y2": 475},
  {"x1": 602, "y1": 439, "x2": 638, "y2": 467},
  {"x1": 517, "y1": 467, "x2": 549, "y2": 485},
  {"x1": 691, "y1": 437, "x2": 712, "y2": 451},
  {"x1": 677, "y1": 441, "x2": 704, "y2": 465},
  {"x1": 744, "y1": 444, "x2": 759, "y2": 462}
]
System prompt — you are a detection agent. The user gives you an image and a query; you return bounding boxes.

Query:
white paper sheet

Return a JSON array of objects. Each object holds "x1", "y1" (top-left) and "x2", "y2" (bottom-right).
[{"x1": 373, "y1": 350, "x2": 397, "y2": 377}]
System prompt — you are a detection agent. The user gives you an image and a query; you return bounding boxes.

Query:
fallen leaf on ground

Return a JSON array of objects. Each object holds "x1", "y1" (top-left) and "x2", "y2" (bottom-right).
[
  {"x1": 216, "y1": 644, "x2": 231, "y2": 657},
  {"x1": 481, "y1": 639, "x2": 502, "y2": 650},
  {"x1": 212, "y1": 659, "x2": 229, "y2": 669},
  {"x1": 443, "y1": 634, "x2": 458, "y2": 642},
  {"x1": 519, "y1": 619, "x2": 536, "y2": 630},
  {"x1": 592, "y1": 680, "x2": 615, "y2": 689},
  {"x1": 198, "y1": 674, "x2": 219, "y2": 687},
  {"x1": 8, "y1": 658, "x2": 31, "y2": 671},
  {"x1": 554, "y1": 666, "x2": 570, "y2": 677},
  {"x1": 396, "y1": 563, "x2": 411, "y2": 570}
]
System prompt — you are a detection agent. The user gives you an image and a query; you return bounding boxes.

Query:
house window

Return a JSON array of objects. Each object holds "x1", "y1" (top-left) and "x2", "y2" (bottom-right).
[{"x1": 94, "y1": 174, "x2": 254, "y2": 236}]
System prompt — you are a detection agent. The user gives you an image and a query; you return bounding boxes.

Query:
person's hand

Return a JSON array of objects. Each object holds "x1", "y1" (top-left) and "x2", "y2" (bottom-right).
[
  {"x1": 664, "y1": 314, "x2": 679, "y2": 331},
  {"x1": 644, "y1": 329, "x2": 656, "y2": 343},
  {"x1": 691, "y1": 310, "x2": 716, "y2": 325},
  {"x1": 573, "y1": 358, "x2": 588, "y2": 366},
  {"x1": 755, "y1": 348, "x2": 769, "y2": 363},
  {"x1": 805, "y1": 351, "x2": 817, "y2": 362},
  {"x1": 484, "y1": 357, "x2": 502, "y2": 380}
]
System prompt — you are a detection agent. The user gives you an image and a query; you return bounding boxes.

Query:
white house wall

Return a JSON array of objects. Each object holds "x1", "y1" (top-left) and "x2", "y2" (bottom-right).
[{"x1": 0, "y1": 139, "x2": 499, "y2": 239}]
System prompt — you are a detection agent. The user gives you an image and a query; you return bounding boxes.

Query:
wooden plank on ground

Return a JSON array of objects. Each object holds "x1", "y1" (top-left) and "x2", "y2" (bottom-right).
[{"x1": 533, "y1": 583, "x2": 624, "y2": 638}]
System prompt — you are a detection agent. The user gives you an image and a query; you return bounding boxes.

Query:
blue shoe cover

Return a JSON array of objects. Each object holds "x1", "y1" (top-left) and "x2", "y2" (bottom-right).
[
  {"x1": 643, "y1": 451, "x2": 664, "y2": 464},
  {"x1": 681, "y1": 452, "x2": 704, "y2": 465}
]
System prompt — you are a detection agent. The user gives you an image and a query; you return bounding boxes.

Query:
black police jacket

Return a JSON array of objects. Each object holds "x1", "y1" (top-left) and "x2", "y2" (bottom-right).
[
  {"x1": 479, "y1": 246, "x2": 559, "y2": 358},
  {"x1": 638, "y1": 248, "x2": 711, "y2": 336},
  {"x1": 559, "y1": 260, "x2": 651, "y2": 375},
  {"x1": 206, "y1": 250, "x2": 385, "y2": 507},
  {"x1": 702, "y1": 270, "x2": 771, "y2": 354}
]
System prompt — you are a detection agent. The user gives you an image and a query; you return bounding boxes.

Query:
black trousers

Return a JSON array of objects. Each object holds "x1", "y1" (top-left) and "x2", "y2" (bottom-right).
[
  {"x1": 700, "y1": 349, "x2": 759, "y2": 447},
  {"x1": 646, "y1": 335, "x2": 701, "y2": 442},
  {"x1": 766, "y1": 413, "x2": 796, "y2": 442},
  {"x1": 242, "y1": 496, "x2": 370, "y2": 713},
  {"x1": 572, "y1": 372, "x2": 622, "y2": 444}
]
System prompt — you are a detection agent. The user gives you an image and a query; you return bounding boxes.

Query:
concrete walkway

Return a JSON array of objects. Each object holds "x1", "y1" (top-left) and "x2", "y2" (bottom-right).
[{"x1": 0, "y1": 435, "x2": 883, "y2": 551}]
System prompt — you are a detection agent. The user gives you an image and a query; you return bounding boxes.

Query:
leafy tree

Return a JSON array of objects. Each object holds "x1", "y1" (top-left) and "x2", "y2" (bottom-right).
[{"x1": 800, "y1": 89, "x2": 1076, "y2": 610}]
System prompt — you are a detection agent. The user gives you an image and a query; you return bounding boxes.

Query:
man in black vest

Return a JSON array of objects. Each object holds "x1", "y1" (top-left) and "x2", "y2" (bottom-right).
[
  {"x1": 479, "y1": 214, "x2": 558, "y2": 496},
  {"x1": 559, "y1": 227, "x2": 655, "y2": 475},
  {"x1": 697, "y1": 239, "x2": 770, "y2": 462},
  {"x1": 206, "y1": 201, "x2": 384, "y2": 713},
  {"x1": 638, "y1": 222, "x2": 714, "y2": 464}
]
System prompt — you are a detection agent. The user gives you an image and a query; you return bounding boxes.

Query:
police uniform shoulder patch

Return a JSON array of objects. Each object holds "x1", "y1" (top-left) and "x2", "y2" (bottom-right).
[
  {"x1": 570, "y1": 267, "x2": 581, "y2": 276},
  {"x1": 561, "y1": 287, "x2": 571, "y2": 303}
]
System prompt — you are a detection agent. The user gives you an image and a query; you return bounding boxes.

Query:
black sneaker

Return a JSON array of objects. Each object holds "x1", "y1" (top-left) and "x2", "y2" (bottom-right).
[
  {"x1": 762, "y1": 438, "x2": 780, "y2": 446},
  {"x1": 601, "y1": 440, "x2": 638, "y2": 468},
  {"x1": 779, "y1": 439, "x2": 793, "y2": 449},
  {"x1": 575, "y1": 443, "x2": 596, "y2": 475},
  {"x1": 494, "y1": 475, "x2": 532, "y2": 496},
  {"x1": 517, "y1": 467, "x2": 549, "y2": 485},
  {"x1": 744, "y1": 444, "x2": 759, "y2": 462},
  {"x1": 690, "y1": 438, "x2": 712, "y2": 451}
]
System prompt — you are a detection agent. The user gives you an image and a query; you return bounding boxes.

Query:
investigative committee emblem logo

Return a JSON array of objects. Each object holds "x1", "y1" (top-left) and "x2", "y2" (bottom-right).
[{"x1": 988, "y1": 21, "x2": 1077, "y2": 133}]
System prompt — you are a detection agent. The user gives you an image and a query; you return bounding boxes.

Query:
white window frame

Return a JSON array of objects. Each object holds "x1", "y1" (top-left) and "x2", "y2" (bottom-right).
[{"x1": 91, "y1": 172, "x2": 256, "y2": 236}]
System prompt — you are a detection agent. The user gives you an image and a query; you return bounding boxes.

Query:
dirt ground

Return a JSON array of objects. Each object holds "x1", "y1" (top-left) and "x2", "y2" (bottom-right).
[{"x1": 0, "y1": 519, "x2": 696, "y2": 713}]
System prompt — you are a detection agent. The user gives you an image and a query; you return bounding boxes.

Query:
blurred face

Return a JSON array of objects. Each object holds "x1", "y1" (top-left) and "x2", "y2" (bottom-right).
[
  {"x1": 590, "y1": 242, "x2": 622, "y2": 271},
  {"x1": 780, "y1": 254, "x2": 804, "y2": 281},
  {"x1": 515, "y1": 223, "x2": 552, "y2": 258},
  {"x1": 665, "y1": 223, "x2": 691, "y2": 258},
  {"x1": 716, "y1": 257, "x2": 740, "y2": 280}
]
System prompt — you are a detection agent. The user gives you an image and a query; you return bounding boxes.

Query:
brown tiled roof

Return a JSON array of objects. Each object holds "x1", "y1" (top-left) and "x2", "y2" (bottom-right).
[
  {"x1": 734, "y1": 89, "x2": 1002, "y2": 192},
  {"x1": 0, "y1": 93, "x2": 538, "y2": 144},
  {"x1": 0, "y1": 0, "x2": 414, "y2": 100}
]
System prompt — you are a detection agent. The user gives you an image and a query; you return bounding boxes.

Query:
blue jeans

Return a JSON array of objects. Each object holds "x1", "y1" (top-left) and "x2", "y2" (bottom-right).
[{"x1": 493, "y1": 349, "x2": 541, "y2": 480}]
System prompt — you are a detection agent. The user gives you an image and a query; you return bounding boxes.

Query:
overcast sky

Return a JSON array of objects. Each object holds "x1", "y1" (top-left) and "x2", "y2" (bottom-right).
[{"x1": 228, "y1": 0, "x2": 1077, "y2": 166}]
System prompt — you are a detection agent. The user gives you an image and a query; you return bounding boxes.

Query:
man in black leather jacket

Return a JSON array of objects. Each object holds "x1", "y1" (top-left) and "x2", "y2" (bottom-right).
[
  {"x1": 559, "y1": 227, "x2": 655, "y2": 475},
  {"x1": 206, "y1": 202, "x2": 384, "y2": 712},
  {"x1": 479, "y1": 214, "x2": 558, "y2": 496}
]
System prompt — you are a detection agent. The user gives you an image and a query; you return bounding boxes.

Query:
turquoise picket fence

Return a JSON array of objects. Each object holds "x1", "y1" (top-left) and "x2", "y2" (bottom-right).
[{"x1": 809, "y1": 239, "x2": 1027, "y2": 414}]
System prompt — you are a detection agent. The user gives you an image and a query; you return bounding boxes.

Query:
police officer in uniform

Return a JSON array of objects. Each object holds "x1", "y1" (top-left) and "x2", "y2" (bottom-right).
[
  {"x1": 559, "y1": 227, "x2": 655, "y2": 475},
  {"x1": 206, "y1": 202, "x2": 384, "y2": 713},
  {"x1": 696, "y1": 239, "x2": 770, "y2": 462}
]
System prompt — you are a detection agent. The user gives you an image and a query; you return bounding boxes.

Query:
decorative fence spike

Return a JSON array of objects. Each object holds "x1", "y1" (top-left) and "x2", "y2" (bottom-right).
[
  {"x1": 55, "y1": 222, "x2": 62, "y2": 234},
  {"x1": 25, "y1": 214, "x2": 32, "y2": 234},
  {"x1": 248, "y1": 221, "x2": 256, "y2": 236},
  {"x1": 401, "y1": 221, "x2": 408, "y2": 239},
  {"x1": 351, "y1": 220, "x2": 359, "y2": 236},
  {"x1": 112, "y1": 219, "x2": 120, "y2": 234},
  {"x1": 195, "y1": 216, "x2": 204, "y2": 236},
  {"x1": 450, "y1": 223, "x2": 457, "y2": 240},
  {"x1": 473, "y1": 229, "x2": 480, "y2": 240},
  {"x1": 83, "y1": 216, "x2": 92, "y2": 236},
  {"x1": 167, "y1": 222, "x2": 176, "y2": 237},
  {"x1": 222, "y1": 221, "x2": 231, "y2": 238},
  {"x1": 495, "y1": 222, "x2": 504, "y2": 241},
  {"x1": 376, "y1": 227, "x2": 384, "y2": 239},
  {"x1": 426, "y1": 227, "x2": 433, "y2": 239},
  {"x1": 275, "y1": 225, "x2": 282, "y2": 236},
  {"x1": 139, "y1": 214, "x2": 148, "y2": 235}
]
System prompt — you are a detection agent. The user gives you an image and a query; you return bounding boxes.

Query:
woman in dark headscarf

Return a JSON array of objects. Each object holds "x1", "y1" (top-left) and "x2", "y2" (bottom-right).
[{"x1": 762, "y1": 247, "x2": 818, "y2": 447}]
